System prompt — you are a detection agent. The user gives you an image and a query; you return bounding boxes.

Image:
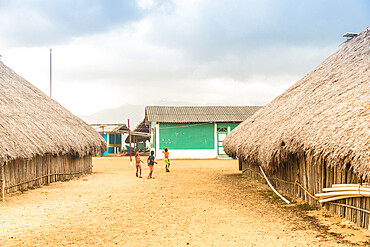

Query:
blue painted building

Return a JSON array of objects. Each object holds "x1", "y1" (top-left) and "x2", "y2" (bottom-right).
[{"x1": 91, "y1": 124, "x2": 127, "y2": 156}]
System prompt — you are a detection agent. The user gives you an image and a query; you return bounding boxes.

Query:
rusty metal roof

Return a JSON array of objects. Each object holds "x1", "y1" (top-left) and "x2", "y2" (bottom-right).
[{"x1": 145, "y1": 106, "x2": 262, "y2": 124}]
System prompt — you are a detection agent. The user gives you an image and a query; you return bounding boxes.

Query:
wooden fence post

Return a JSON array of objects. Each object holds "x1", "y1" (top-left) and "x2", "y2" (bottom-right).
[{"x1": 1, "y1": 162, "x2": 5, "y2": 202}]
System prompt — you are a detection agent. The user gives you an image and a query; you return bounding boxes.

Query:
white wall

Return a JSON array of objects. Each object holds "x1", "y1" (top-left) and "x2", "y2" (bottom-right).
[
  {"x1": 155, "y1": 148, "x2": 217, "y2": 159},
  {"x1": 155, "y1": 123, "x2": 159, "y2": 155}
]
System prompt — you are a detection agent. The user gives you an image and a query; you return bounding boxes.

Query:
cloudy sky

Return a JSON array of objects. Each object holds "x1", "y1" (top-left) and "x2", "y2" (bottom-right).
[{"x1": 1, "y1": 0, "x2": 369, "y2": 125}]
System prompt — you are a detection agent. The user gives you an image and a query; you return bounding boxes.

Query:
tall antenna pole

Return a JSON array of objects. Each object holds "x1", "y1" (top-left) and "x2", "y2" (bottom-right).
[{"x1": 50, "y1": 48, "x2": 52, "y2": 98}]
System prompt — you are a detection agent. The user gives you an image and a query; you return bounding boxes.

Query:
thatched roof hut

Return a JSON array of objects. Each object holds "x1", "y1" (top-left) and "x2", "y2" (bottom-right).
[
  {"x1": 0, "y1": 61, "x2": 106, "y2": 164},
  {"x1": 124, "y1": 120, "x2": 150, "y2": 144},
  {"x1": 224, "y1": 27, "x2": 370, "y2": 180}
]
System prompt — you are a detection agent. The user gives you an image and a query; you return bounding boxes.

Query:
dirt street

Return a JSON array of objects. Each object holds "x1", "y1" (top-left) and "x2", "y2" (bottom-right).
[{"x1": 0, "y1": 157, "x2": 368, "y2": 246}]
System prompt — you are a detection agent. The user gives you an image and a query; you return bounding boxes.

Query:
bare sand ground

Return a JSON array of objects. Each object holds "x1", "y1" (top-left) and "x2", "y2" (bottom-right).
[{"x1": 0, "y1": 157, "x2": 369, "y2": 246}]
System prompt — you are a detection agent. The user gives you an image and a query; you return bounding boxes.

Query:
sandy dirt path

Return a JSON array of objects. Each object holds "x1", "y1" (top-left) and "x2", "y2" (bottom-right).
[{"x1": 0, "y1": 157, "x2": 368, "y2": 246}]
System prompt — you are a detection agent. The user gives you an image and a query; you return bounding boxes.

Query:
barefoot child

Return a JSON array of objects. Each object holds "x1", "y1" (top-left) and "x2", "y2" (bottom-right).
[
  {"x1": 163, "y1": 146, "x2": 170, "y2": 172},
  {"x1": 135, "y1": 151, "x2": 144, "y2": 178},
  {"x1": 147, "y1": 150, "x2": 157, "y2": 179}
]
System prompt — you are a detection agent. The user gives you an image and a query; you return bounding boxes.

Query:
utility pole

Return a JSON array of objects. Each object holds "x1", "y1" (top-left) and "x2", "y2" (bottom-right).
[{"x1": 50, "y1": 48, "x2": 52, "y2": 98}]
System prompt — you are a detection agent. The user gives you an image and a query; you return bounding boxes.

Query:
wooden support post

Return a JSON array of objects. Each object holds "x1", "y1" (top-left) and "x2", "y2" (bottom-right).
[
  {"x1": 128, "y1": 119, "x2": 132, "y2": 166},
  {"x1": 1, "y1": 162, "x2": 5, "y2": 202}
]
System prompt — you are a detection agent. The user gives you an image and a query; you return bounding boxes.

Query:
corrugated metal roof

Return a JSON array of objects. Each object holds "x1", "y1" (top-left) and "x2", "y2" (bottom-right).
[
  {"x1": 145, "y1": 106, "x2": 262, "y2": 123},
  {"x1": 90, "y1": 124, "x2": 128, "y2": 133}
]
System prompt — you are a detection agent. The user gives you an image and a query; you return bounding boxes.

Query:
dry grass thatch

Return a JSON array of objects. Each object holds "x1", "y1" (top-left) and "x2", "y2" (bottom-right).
[
  {"x1": 0, "y1": 62, "x2": 107, "y2": 164},
  {"x1": 125, "y1": 120, "x2": 150, "y2": 143},
  {"x1": 224, "y1": 27, "x2": 370, "y2": 179}
]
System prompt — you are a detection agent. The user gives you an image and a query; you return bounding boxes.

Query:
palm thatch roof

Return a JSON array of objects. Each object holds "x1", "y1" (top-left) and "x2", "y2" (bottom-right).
[
  {"x1": 224, "y1": 27, "x2": 370, "y2": 179},
  {"x1": 145, "y1": 106, "x2": 262, "y2": 124},
  {"x1": 0, "y1": 62, "x2": 107, "y2": 164},
  {"x1": 124, "y1": 120, "x2": 150, "y2": 143}
]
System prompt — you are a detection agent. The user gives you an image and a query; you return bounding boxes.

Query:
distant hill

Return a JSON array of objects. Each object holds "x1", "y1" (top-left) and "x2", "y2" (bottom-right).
[
  {"x1": 81, "y1": 101, "x2": 247, "y2": 129},
  {"x1": 81, "y1": 104, "x2": 146, "y2": 129}
]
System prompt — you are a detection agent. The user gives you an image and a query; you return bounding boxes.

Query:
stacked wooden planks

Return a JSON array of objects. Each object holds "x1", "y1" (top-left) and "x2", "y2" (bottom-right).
[{"x1": 315, "y1": 184, "x2": 370, "y2": 203}]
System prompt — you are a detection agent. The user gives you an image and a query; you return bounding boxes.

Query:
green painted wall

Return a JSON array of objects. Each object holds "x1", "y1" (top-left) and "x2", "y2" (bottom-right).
[
  {"x1": 217, "y1": 123, "x2": 239, "y2": 131},
  {"x1": 230, "y1": 123, "x2": 239, "y2": 131},
  {"x1": 159, "y1": 123, "x2": 214, "y2": 149}
]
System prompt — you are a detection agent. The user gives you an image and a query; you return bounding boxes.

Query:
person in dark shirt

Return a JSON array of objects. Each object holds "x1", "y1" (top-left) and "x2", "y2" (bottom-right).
[{"x1": 147, "y1": 150, "x2": 157, "y2": 179}]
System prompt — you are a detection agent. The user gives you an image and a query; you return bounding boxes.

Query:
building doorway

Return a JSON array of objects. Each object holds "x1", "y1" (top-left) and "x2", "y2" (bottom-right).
[{"x1": 217, "y1": 126, "x2": 228, "y2": 155}]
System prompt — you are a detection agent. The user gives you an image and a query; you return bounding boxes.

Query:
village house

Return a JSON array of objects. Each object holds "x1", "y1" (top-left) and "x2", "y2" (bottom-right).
[
  {"x1": 124, "y1": 120, "x2": 151, "y2": 153},
  {"x1": 145, "y1": 105, "x2": 262, "y2": 159},
  {"x1": 91, "y1": 124, "x2": 127, "y2": 156},
  {"x1": 0, "y1": 61, "x2": 106, "y2": 197}
]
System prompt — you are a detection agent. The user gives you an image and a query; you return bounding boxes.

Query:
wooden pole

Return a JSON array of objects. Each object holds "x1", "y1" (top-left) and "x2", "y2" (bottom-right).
[
  {"x1": 259, "y1": 166, "x2": 290, "y2": 204},
  {"x1": 128, "y1": 119, "x2": 132, "y2": 166},
  {"x1": 1, "y1": 162, "x2": 5, "y2": 202}
]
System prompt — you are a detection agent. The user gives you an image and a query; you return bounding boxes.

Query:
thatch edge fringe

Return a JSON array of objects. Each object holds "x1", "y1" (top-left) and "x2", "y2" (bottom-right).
[
  {"x1": 224, "y1": 27, "x2": 370, "y2": 180},
  {"x1": 0, "y1": 61, "x2": 107, "y2": 165}
]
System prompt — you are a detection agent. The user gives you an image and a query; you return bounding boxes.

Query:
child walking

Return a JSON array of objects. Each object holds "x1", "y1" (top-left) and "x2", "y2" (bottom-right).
[
  {"x1": 147, "y1": 150, "x2": 157, "y2": 179},
  {"x1": 163, "y1": 146, "x2": 170, "y2": 172},
  {"x1": 135, "y1": 151, "x2": 144, "y2": 178}
]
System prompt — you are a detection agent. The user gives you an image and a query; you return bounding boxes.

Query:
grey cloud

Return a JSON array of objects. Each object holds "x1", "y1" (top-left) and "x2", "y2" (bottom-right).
[
  {"x1": 0, "y1": 0, "x2": 172, "y2": 48},
  {"x1": 130, "y1": 0, "x2": 369, "y2": 86},
  {"x1": 147, "y1": 0, "x2": 369, "y2": 61}
]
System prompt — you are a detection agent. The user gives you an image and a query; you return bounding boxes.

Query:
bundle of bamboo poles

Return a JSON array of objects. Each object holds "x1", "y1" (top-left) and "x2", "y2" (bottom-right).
[{"x1": 315, "y1": 184, "x2": 370, "y2": 203}]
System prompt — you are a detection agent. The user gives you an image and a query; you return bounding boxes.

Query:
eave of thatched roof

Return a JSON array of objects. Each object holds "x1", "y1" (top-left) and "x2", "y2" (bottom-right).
[
  {"x1": 0, "y1": 62, "x2": 107, "y2": 163},
  {"x1": 224, "y1": 27, "x2": 370, "y2": 179},
  {"x1": 125, "y1": 120, "x2": 150, "y2": 143}
]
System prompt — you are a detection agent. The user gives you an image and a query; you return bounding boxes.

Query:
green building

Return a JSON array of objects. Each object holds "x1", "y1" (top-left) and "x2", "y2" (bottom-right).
[{"x1": 144, "y1": 106, "x2": 262, "y2": 159}]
